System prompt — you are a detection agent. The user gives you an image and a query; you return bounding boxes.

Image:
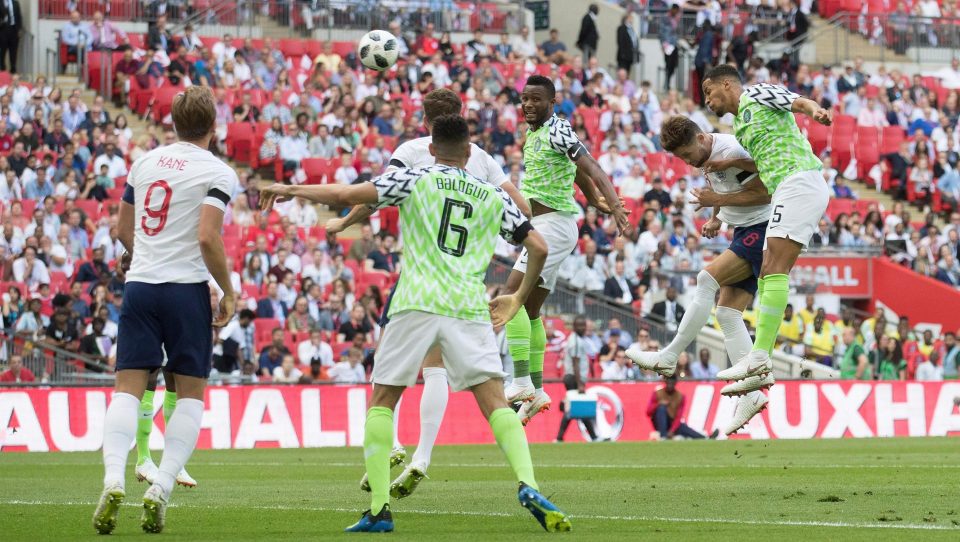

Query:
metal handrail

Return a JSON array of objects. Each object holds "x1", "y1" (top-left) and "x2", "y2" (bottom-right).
[{"x1": 170, "y1": 0, "x2": 242, "y2": 35}]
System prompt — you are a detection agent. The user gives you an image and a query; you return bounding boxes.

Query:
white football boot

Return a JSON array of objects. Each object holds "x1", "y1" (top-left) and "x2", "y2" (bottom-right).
[
  {"x1": 724, "y1": 391, "x2": 769, "y2": 436},
  {"x1": 518, "y1": 390, "x2": 552, "y2": 426},
  {"x1": 140, "y1": 484, "x2": 168, "y2": 534},
  {"x1": 135, "y1": 458, "x2": 159, "y2": 484},
  {"x1": 176, "y1": 468, "x2": 197, "y2": 488},
  {"x1": 505, "y1": 380, "x2": 536, "y2": 404},
  {"x1": 92, "y1": 483, "x2": 125, "y2": 535},
  {"x1": 717, "y1": 350, "x2": 772, "y2": 381},
  {"x1": 625, "y1": 348, "x2": 678, "y2": 377},
  {"x1": 721, "y1": 373, "x2": 776, "y2": 397}
]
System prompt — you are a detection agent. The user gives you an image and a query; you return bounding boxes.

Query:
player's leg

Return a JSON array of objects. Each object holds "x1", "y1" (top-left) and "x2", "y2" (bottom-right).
[
  {"x1": 160, "y1": 368, "x2": 197, "y2": 488},
  {"x1": 95, "y1": 368, "x2": 151, "y2": 534},
  {"x1": 628, "y1": 250, "x2": 752, "y2": 375},
  {"x1": 719, "y1": 172, "x2": 829, "y2": 382},
  {"x1": 503, "y1": 269, "x2": 536, "y2": 400},
  {"x1": 140, "y1": 282, "x2": 214, "y2": 533},
  {"x1": 440, "y1": 315, "x2": 570, "y2": 532},
  {"x1": 389, "y1": 346, "x2": 448, "y2": 499},
  {"x1": 346, "y1": 310, "x2": 435, "y2": 532},
  {"x1": 517, "y1": 287, "x2": 553, "y2": 424},
  {"x1": 511, "y1": 213, "x2": 579, "y2": 422},
  {"x1": 94, "y1": 281, "x2": 164, "y2": 535},
  {"x1": 135, "y1": 370, "x2": 160, "y2": 483},
  {"x1": 714, "y1": 287, "x2": 772, "y2": 435},
  {"x1": 410, "y1": 347, "x2": 448, "y2": 469}
]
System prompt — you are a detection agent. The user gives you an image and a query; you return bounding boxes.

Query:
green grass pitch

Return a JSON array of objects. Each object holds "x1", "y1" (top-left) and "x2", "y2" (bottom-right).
[{"x1": 2, "y1": 438, "x2": 959, "y2": 540}]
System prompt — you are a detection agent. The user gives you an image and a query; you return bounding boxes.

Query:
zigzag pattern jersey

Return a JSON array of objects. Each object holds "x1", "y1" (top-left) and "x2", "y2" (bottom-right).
[
  {"x1": 521, "y1": 115, "x2": 586, "y2": 214},
  {"x1": 734, "y1": 83, "x2": 822, "y2": 193},
  {"x1": 373, "y1": 165, "x2": 531, "y2": 322}
]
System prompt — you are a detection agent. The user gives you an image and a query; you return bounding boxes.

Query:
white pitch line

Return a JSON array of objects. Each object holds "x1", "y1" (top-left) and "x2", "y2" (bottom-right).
[
  {"x1": 2, "y1": 499, "x2": 955, "y2": 531},
  {"x1": 15, "y1": 461, "x2": 960, "y2": 470}
]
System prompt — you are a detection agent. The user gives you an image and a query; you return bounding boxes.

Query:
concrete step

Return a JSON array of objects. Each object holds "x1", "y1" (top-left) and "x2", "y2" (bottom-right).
[{"x1": 809, "y1": 18, "x2": 910, "y2": 65}]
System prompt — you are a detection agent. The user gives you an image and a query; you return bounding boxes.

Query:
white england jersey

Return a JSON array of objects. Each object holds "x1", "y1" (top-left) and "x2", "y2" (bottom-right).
[
  {"x1": 705, "y1": 134, "x2": 770, "y2": 228},
  {"x1": 387, "y1": 136, "x2": 508, "y2": 186},
  {"x1": 124, "y1": 142, "x2": 238, "y2": 284}
]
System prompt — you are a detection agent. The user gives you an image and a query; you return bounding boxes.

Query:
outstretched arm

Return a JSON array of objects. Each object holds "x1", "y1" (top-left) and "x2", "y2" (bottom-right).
[
  {"x1": 260, "y1": 182, "x2": 379, "y2": 210},
  {"x1": 326, "y1": 204, "x2": 374, "y2": 234},
  {"x1": 792, "y1": 97, "x2": 833, "y2": 126},
  {"x1": 689, "y1": 177, "x2": 771, "y2": 211}
]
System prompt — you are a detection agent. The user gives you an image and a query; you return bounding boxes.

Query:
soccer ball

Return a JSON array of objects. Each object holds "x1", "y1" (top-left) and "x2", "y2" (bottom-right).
[{"x1": 358, "y1": 30, "x2": 399, "y2": 71}]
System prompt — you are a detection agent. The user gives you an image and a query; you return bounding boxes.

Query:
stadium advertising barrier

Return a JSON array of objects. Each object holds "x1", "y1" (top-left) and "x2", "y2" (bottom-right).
[
  {"x1": 790, "y1": 256, "x2": 872, "y2": 298},
  {"x1": 2, "y1": 381, "x2": 960, "y2": 451}
]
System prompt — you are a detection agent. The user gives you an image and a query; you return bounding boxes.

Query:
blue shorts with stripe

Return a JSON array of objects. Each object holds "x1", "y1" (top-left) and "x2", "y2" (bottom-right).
[
  {"x1": 117, "y1": 281, "x2": 213, "y2": 378},
  {"x1": 727, "y1": 221, "x2": 767, "y2": 296},
  {"x1": 379, "y1": 279, "x2": 398, "y2": 328}
]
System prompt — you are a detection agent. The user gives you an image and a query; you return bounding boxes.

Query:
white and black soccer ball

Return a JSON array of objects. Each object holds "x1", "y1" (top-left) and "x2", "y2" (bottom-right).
[{"x1": 358, "y1": 30, "x2": 399, "y2": 71}]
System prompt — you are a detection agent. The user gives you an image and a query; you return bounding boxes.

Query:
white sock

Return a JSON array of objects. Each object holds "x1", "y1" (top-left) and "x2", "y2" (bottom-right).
[
  {"x1": 663, "y1": 270, "x2": 720, "y2": 359},
  {"x1": 512, "y1": 375, "x2": 532, "y2": 387},
  {"x1": 716, "y1": 306, "x2": 753, "y2": 366},
  {"x1": 411, "y1": 367, "x2": 448, "y2": 468},
  {"x1": 393, "y1": 397, "x2": 403, "y2": 449},
  {"x1": 154, "y1": 398, "x2": 204, "y2": 499},
  {"x1": 102, "y1": 392, "x2": 140, "y2": 489}
]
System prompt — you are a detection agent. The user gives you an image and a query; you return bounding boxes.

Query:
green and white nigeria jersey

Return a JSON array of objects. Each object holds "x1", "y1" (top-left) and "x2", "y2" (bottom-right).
[
  {"x1": 734, "y1": 83, "x2": 822, "y2": 194},
  {"x1": 521, "y1": 114, "x2": 586, "y2": 214},
  {"x1": 373, "y1": 164, "x2": 531, "y2": 322}
]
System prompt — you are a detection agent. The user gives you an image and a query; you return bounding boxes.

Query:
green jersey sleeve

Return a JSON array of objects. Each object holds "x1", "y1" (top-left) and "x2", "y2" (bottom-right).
[
  {"x1": 547, "y1": 116, "x2": 588, "y2": 160},
  {"x1": 743, "y1": 83, "x2": 801, "y2": 112},
  {"x1": 371, "y1": 167, "x2": 426, "y2": 209},
  {"x1": 496, "y1": 186, "x2": 533, "y2": 244}
]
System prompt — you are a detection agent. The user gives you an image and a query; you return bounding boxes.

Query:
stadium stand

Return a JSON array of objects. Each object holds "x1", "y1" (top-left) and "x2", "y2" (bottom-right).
[{"x1": 0, "y1": 0, "x2": 958, "y2": 387}]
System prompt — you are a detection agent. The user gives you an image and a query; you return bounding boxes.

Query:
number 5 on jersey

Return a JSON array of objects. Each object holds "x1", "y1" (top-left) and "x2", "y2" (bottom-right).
[{"x1": 438, "y1": 198, "x2": 472, "y2": 257}]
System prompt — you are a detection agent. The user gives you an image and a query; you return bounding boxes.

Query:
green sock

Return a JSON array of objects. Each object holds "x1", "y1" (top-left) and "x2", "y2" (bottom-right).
[
  {"x1": 136, "y1": 390, "x2": 154, "y2": 465},
  {"x1": 754, "y1": 274, "x2": 789, "y2": 354},
  {"x1": 756, "y1": 277, "x2": 771, "y2": 354},
  {"x1": 528, "y1": 318, "x2": 546, "y2": 389},
  {"x1": 489, "y1": 408, "x2": 538, "y2": 490},
  {"x1": 364, "y1": 406, "x2": 394, "y2": 513},
  {"x1": 163, "y1": 390, "x2": 177, "y2": 425},
  {"x1": 506, "y1": 310, "x2": 532, "y2": 378}
]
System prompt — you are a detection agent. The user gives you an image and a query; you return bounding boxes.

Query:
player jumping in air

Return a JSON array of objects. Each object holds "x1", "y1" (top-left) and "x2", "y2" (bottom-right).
[
  {"x1": 327, "y1": 89, "x2": 530, "y2": 499},
  {"x1": 93, "y1": 86, "x2": 237, "y2": 535},
  {"x1": 626, "y1": 116, "x2": 773, "y2": 434},
  {"x1": 260, "y1": 115, "x2": 571, "y2": 533},
  {"x1": 700, "y1": 65, "x2": 831, "y2": 391},
  {"x1": 505, "y1": 74, "x2": 632, "y2": 425}
]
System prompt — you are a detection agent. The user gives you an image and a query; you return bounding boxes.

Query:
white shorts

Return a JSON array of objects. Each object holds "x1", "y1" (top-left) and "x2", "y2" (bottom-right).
[
  {"x1": 512, "y1": 212, "x2": 578, "y2": 292},
  {"x1": 764, "y1": 170, "x2": 830, "y2": 250},
  {"x1": 373, "y1": 310, "x2": 506, "y2": 392}
]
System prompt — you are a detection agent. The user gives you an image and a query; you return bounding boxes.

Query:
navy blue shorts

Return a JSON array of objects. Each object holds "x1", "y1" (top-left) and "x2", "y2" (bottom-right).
[
  {"x1": 379, "y1": 280, "x2": 398, "y2": 328},
  {"x1": 727, "y1": 221, "x2": 767, "y2": 296},
  {"x1": 117, "y1": 282, "x2": 213, "y2": 378}
]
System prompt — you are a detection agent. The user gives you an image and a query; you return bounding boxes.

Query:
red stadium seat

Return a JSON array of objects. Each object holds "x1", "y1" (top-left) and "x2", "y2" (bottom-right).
[
  {"x1": 302, "y1": 158, "x2": 334, "y2": 185},
  {"x1": 279, "y1": 39, "x2": 307, "y2": 59},
  {"x1": 226, "y1": 122, "x2": 255, "y2": 164}
]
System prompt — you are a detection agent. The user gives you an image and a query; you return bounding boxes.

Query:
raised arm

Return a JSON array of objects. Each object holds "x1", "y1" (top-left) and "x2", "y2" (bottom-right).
[
  {"x1": 745, "y1": 83, "x2": 832, "y2": 125},
  {"x1": 574, "y1": 153, "x2": 633, "y2": 236}
]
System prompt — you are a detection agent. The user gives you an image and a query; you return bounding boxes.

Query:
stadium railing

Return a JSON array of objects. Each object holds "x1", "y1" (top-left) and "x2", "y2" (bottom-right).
[
  {"x1": 485, "y1": 256, "x2": 676, "y2": 347},
  {"x1": 0, "y1": 331, "x2": 112, "y2": 386}
]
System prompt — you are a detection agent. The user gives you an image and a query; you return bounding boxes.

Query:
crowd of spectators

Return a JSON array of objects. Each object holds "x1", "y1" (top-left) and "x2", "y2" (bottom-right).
[{"x1": 3, "y1": 3, "x2": 960, "y2": 385}]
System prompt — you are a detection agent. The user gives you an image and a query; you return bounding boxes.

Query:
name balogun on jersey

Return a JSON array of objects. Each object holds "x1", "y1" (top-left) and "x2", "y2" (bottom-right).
[{"x1": 435, "y1": 175, "x2": 490, "y2": 202}]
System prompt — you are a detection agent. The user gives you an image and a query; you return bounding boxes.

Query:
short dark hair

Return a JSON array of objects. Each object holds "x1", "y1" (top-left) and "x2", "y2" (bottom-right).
[
  {"x1": 525, "y1": 74, "x2": 556, "y2": 99},
  {"x1": 239, "y1": 309, "x2": 256, "y2": 321},
  {"x1": 660, "y1": 116, "x2": 702, "y2": 153},
  {"x1": 430, "y1": 114, "x2": 470, "y2": 148},
  {"x1": 703, "y1": 64, "x2": 742, "y2": 84},
  {"x1": 423, "y1": 88, "x2": 462, "y2": 123},
  {"x1": 172, "y1": 86, "x2": 216, "y2": 140}
]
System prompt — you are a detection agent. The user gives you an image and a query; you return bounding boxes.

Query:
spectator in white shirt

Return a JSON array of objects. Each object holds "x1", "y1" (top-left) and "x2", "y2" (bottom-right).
[
  {"x1": 619, "y1": 163, "x2": 648, "y2": 199},
  {"x1": 12, "y1": 246, "x2": 50, "y2": 289},
  {"x1": 329, "y1": 348, "x2": 367, "y2": 383},
  {"x1": 297, "y1": 329, "x2": 334, "y2": 367},
  {"x1": 422, "y1": 53, "x2": 452, "y2": 87},
  {"x1": 600, "y1": 348, "x2": 635, "y2": 380},
  {"x1": 272, "y1": 354, "x2": 304, "y2": 383},
  {"x1": 93, "y1": 143, "x2": 128, "y2": 179},
  {"x1": 570, "y1": 240, "x2": 607, "y2": 292},
  {"x1": 598, "y1": 144, "x2": 629, "y2": 183},
  {"x1": 334, "y1": 153, "x2": 358, "y2": 184},
  {"x1": 915, "y1": 351, "x2": 944, "y2": 381},
  {"x1": 637, "y1": 220, "x2": 663, "y2": 256},
  {"x1": 289, "y1": 197, "x2": 318, "y2": 227}
]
